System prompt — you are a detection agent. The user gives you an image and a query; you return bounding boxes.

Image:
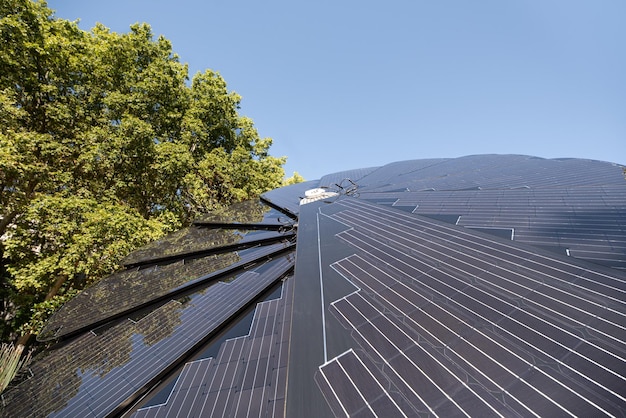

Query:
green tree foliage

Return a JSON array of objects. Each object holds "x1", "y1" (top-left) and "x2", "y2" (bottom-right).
[
  {"x1": 283, "y1": 171, "x2": 305, "y2": 186},
  {"x1": 0, "y1": 0, "x2": 286, "y2": 343}
]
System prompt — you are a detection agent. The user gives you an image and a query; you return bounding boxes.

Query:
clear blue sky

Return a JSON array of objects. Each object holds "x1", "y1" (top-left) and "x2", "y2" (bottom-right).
[{"x1": 47, "y1": 0, "x2": 625, "y2": 180}]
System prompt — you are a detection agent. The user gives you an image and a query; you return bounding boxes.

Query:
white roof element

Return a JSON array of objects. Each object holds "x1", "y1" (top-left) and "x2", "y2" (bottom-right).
[{"x1": 300, "y1": 188, "x2": 339, "y2": 205}]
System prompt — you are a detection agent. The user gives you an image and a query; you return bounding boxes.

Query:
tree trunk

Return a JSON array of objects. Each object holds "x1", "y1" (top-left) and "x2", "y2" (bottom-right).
[
  {"x1": 16, "y1": 273, "x2": 68, "y2": 347},
  {"x1": 45, "y1": 274, "x2": 68, "y2": 301},
  {"x1": 16, "y1": 333, "x2": 30, "y2": 347}
]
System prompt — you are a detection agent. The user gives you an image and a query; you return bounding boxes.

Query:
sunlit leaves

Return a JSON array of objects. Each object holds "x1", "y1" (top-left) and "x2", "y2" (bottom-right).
[
  {"x1": 4, "y1": 195, "x2": 166, "y2": 293},
  {"x1": 0, "y1": 0, "x2": 286, "y2": 341}
]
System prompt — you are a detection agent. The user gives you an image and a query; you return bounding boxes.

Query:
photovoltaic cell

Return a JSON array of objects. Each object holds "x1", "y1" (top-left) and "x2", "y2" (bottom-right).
[
  {"x1": 356, "y1": 155, "x2": 624, "y2": 193},
  {"x1": 6, "y1": 154, "x2": 626, "y2": 418},
  {"x1": 2, "y1": 257, "x2": 294, "y2": 418},
  {"x1": 317, "y1": 166, "x2": 380, "y2": 190},
  {"x1": 363, "y1": 184, "x2": 626, "y2": 270},
  {"x1": 39, "y1": 241, "x2": 294, "y2": 341},
  {"x1": 354, "y1": 158, "x2": 450, "y2": 190},
  {"x1": 132, "y1": 275, "x2": 294, "y2": 418},
  {"x1": 122, "y1": 226, "x2": 290, "y2": 268},
  {"x1": 316, "y1": 198, "x2": 626, "y2": 416}
]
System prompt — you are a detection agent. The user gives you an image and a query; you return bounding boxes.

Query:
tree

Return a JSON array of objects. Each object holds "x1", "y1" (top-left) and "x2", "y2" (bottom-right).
[
  {"x1": 284, "y1": 171, "x2": 305, "y2": 186},
  {"x1": 0, "y1": 0, "x2": 286, "y2": 345}
]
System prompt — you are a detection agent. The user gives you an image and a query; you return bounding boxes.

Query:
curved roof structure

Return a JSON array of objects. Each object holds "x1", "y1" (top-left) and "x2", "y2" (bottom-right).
[{"x1": 2, "y1": 154, "x2": 626, "y2": 417}]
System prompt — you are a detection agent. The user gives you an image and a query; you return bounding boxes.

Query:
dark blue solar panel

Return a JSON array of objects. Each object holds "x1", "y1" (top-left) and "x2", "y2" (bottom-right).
[
  {"x1": 6, "y1": 154, "x2": 626, "y2": 418},
  {"x1": 318, "y1": 166, "x2": 380, "y2": 189},
  {"x1": 372, "y1": 185, "x2": 626, "y2": 270},
  {"x1": 132, "y1": 276, "x2": 294, "y2": 417},
  {"x1": 261, "y1": 180, "x2": 320, "y2": 217},
  {"x1": 355, "y1": 155, "x2": 624, "y2": 193},
  {"x1": 3, "y1": 257, "x2": 294, "y2": 418},
  {"x1": 315, "y1": 198, "x2": 626, "y2": 416},
  {"x1": 39, "y1": 241, "x2": 294, "y2": 341}
]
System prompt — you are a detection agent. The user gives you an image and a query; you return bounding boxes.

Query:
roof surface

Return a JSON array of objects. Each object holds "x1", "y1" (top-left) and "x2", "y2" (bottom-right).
[{"x1": 3, "y1": 154, "x2": 626, "y2": 417}]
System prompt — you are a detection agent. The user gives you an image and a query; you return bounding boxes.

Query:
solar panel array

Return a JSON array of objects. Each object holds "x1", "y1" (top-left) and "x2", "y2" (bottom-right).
[
  {"x1": 317, "y1": 166, "x2": 380, "y2": 190},
  {"x1": 316, "y1": 198, "x2": 626, "y2": 416},
  {"x1": 356, "y1": 155, "x2": 624, "y2": 193},
  {"x1": 121, "y1": 228, "x2": 290, "y2": 269},
  {"x1": 4, "y1": 155, "x2": 625, "y2": 418},
  {"x1": 3, "y1": 257, "x2": 294, "y2": 417},
  {"x1": 2, "y1": 198, "x2": 299, "y2": 417},
  {"x1": 389, "y1": 186, "x2": 626, "y2": 270},
  {"x1": 133, "y1": 276, "x2": 294, "y2": 418},
  {"x1": 39, "y1": 238, "x2": 294, "y2": 341},
  {"x1": 193, "y1": 199, "x2": 291, "y2": 225},
  {"x1": 353, "y1": 158, "x2": 449, "y2": 189}
]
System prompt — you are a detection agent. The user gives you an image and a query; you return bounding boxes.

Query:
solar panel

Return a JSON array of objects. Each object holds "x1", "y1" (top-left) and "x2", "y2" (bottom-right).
[
  {"x1": 39, "y1": 240, "x2": 294, "y2": 341},
  {"x1": 356, "y1": 155, "x2": 624, "y2": 193},
  {"x1": 362, "y1": 184, "x2": 626, "y2": 270},
  {"x1": 133, "y1": 276, "x2": 294, "y2": 417},
  {"x1": 261, "y1": 180, "x2": 319, "y2": 217},
  {"x1": 192, "y1": 198, "x2": 287, "y2": 225},
  {"x1": 5, "y1": 154, "x2": 626, "y2": 418},
  {"x1": 316, "y1": 198, "x2": 626, "y2": 416},
  {"x1": 3, "y1": 257, "x2": 294, "y2": 417},
  {"x1": 122, "y1": 226, "x2": 293, "y2": 268},
  {"x1": 317, "y1": 166, "x2": 380, "y2": 190}
]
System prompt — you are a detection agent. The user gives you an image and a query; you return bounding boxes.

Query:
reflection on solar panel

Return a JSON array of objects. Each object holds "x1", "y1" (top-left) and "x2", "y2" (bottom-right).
[
  {"x1": 133, "y1": 276, "x2": 294, "y2": 418},
  {"x1": 3, "y1": 155, "x2": 625, "y2": 417},
  {"x1": 3, "y1": 257, "x2": 293, "y2": 417},
  {"x1": 39, "y1": 240, "x2": 294, "y2": 341},
  {"x1": 122, "y1": 227, "x2": 292, "y2": 268},
  {"x1": 193, "y1": 199, "x2": 289, "y2": 225},
  {"x1": 260, "y1": 180, "x2": 317, "y2": 217}
]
